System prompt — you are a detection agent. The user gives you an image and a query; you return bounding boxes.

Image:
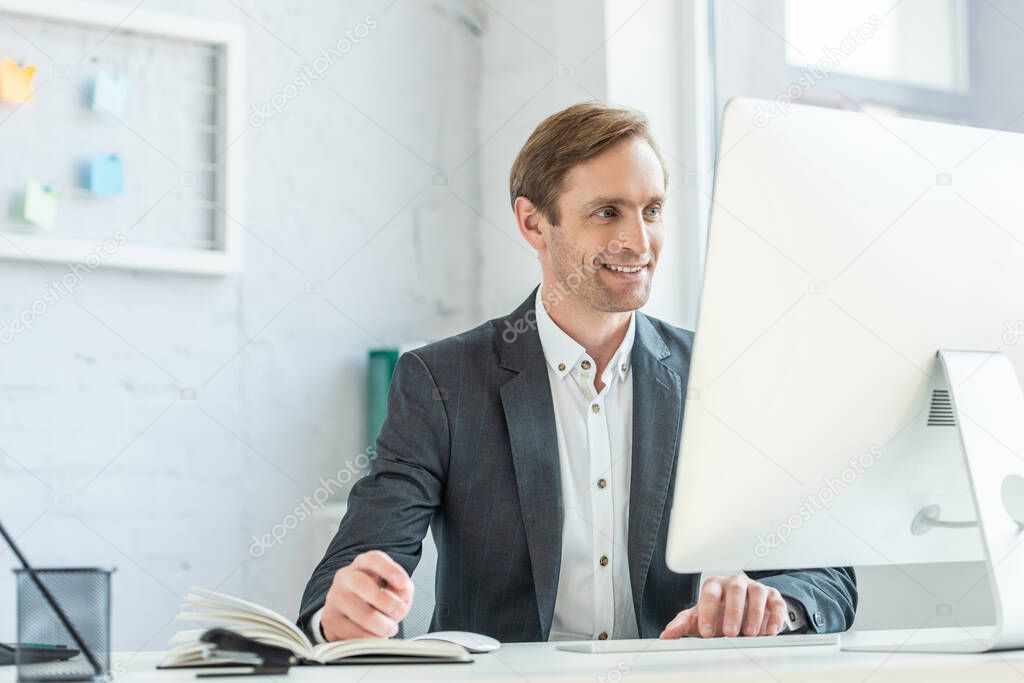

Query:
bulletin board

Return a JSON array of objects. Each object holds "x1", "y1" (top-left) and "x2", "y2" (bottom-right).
[{"x1": 0, "y1": 0, "x2": 245, "y2": 275}]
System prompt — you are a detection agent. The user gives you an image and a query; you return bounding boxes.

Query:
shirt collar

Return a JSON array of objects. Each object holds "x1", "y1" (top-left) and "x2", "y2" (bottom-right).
[{"x1": 534, "y1": 288, "x2": 635, "y2": 383}]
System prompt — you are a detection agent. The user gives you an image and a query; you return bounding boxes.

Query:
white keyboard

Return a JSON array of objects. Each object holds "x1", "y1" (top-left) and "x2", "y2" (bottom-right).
[{"x1": 556, "y1": 633, "x2": 837, "y2": 654}]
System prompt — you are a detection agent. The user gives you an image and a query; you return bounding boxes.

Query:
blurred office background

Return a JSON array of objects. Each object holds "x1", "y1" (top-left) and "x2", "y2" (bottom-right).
[{"x1": 0, "y1": 0, "x2": 1019, "y2": 651}]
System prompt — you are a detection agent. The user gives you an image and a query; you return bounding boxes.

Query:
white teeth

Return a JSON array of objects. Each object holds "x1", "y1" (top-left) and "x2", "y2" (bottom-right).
[{"x1": 603, "y1": 264, "x2": 644, "y2": 273}]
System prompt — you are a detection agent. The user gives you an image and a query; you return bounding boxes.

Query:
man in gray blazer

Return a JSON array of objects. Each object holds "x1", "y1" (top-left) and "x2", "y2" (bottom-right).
[{"x1": 299, "y1": 103, "x2": 857, "y2": 643}]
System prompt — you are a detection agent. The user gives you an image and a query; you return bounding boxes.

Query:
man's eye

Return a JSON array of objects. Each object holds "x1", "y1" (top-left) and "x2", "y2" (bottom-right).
[
  {"x1": 646, "y1": 206, "x2": 662, "y2": 217},
  {"x1": 595, "y1": 208, "x2": 616, "y2": 219}
]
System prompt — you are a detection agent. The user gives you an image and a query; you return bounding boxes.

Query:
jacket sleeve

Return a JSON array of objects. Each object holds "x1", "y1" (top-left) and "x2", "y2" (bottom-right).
[
  {"x1": 747, "y1": 567, "x2": 857, "y2": 633},
  {"x1": 296, "y1": 350, "x2": 450, "y2": 635}
]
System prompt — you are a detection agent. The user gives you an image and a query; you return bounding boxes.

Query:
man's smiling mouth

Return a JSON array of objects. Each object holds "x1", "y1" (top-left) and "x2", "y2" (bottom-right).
[{"x1": 600, "y1": 263, "x2": 647, "y2": 273}]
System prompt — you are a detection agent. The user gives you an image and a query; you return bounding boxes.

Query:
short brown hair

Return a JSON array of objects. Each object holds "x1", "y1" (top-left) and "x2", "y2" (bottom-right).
[{"x1": 509, "y1": 102, "x2": 667, "y2": 224}]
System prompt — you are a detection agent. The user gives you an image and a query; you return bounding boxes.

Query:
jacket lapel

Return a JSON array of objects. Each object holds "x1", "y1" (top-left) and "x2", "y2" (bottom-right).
[
  {"x1": 497, "y1": 289, "x2": 563, "y2": 640},
  {"x1": 628, "y1": 313, "x2": 684, "y2": 624}
]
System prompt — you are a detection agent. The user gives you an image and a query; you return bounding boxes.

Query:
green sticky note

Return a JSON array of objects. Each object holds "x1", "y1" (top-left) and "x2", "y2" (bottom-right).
[{"x1": 24, "y1": 180, "x2": 57, "y2": 231}]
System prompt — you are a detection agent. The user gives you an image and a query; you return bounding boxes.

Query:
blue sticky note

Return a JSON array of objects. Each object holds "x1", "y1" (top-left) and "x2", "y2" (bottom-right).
[
  {"x1": 91, "y1": 70, "x2": 130, "y2": 116},
  {"x1": 87, "y1": 154, "x2": 124, "y2": 196}
]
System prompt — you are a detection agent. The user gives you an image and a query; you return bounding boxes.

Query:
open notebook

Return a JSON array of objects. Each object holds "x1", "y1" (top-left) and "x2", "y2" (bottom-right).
[{"x1": 159, "y1": 588, "x2": 472, "y2": 666}]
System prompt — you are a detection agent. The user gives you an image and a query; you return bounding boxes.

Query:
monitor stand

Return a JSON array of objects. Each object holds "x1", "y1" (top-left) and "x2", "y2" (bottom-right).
[{"x1": 841, "y1": 350, "x2": 1024, "y2": 654}]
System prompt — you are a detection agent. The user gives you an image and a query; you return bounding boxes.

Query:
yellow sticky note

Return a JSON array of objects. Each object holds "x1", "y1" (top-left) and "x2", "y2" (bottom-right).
[{"x1": 0, "y1": 58, "x2": 36, "y2": 102}]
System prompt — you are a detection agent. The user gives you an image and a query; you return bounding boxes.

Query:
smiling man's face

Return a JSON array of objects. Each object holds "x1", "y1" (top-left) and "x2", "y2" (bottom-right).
[{"x1": 544, "y1": 136, "x2": 666, "y2": 313}]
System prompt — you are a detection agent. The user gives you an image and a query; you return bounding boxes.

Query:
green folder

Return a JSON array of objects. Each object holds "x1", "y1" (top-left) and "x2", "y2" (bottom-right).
[
  {"x1": 367, "y1": 348, "x2": 401, "y2": 448},
  {"x1": 367, "y1": 343, "x2": 430, "y2": 448}
]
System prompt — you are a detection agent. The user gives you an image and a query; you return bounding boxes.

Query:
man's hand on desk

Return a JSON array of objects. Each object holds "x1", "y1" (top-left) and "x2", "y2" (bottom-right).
[
  {"x1": 321, "y1": 550, "x2": 415, "y2": 640},
  {"x1": 659, "y1": 575, "x2": 788, "y2": 639}
]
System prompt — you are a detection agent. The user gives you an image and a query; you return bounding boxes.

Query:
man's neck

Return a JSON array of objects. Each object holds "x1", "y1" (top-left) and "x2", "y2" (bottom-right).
[{"x1": 539, "y1": 283, "x2": 633, "y2": 382}]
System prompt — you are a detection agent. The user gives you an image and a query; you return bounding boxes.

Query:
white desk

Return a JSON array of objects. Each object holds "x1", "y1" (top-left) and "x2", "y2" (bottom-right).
[{"x1": 5, "y1": 640, "x2": 1024, "y2": 683}]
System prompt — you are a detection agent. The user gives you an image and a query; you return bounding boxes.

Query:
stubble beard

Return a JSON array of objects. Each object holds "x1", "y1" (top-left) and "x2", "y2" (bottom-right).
[{"x1": 548, "y1": 233, "x2": 652, "y2": 314}]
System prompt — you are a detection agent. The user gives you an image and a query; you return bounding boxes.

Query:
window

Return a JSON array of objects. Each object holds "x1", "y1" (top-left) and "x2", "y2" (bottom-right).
[{"x1": 783, "y1": 0, "x2": 969, "y2": 93}]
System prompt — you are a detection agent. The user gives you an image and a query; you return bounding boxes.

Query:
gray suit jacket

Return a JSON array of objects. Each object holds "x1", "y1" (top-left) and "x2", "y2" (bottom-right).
[{"x1": 299, "y1": 288, "x2": 857, "y2": 641}]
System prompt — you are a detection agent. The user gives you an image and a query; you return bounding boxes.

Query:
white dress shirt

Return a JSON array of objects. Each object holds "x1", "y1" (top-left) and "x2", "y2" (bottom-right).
[
  {"x1": 536, "y1": 290, "x2": 805, "y2": 639},
  {"x1": 536, "y1": 289, "x2": 639, "y2": 641}
]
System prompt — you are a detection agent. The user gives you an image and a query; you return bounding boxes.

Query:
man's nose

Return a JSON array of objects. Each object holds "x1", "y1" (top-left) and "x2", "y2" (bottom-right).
[{"x1": 616, "y1": 212, "x2": 651, "y2": 255}]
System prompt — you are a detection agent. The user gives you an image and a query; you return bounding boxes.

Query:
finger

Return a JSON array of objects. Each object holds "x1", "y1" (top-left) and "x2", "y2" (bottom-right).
[
  {"x1": 354, "y1": 552, "x2": 414, "y2": 602},
  {"x1": 333, "y1": 612, "x2": 380, "y2": 640},
  {"x1": 659, "y1": 609, "x2": 695, "y2": 639},
  {"x1": 355, "y1": 551, "x2": 411, "y2": 591},
  {"x1": 765, "y1": 594, "x2": 787, "y2": 635},
  {"x1": 743, "y1": 583, "x2": 768, "y2": 636},
  {"x1": 339, "y1": 596, "x2": 399, "y2": 638},
  {"x1": 345, "y1": 569, "x2": 411, "y2": 622},
  {"x1": 342, "y1": 601, "x2": 399, "y2": 638},
  {"x1": 322, "y1": 604, "x2": 377, "y2": 641},
  {"x1": 698, "y1": 581, "x2": 723, "y2": 637},
  {"x1": 721, "y1": 579, "x2": 748, "y2": 637}
]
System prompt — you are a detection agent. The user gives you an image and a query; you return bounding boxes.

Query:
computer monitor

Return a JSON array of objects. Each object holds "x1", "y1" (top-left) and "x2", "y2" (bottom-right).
[{"x1": 665, "y1": 98, "x2": 1024, "y2": 653}]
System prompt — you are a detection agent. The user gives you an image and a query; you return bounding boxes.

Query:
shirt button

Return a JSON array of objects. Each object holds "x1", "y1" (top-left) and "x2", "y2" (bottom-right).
[
  {"x1": 591, "y1": 404, "x2": 600, "y2": 414},
  {"x1": 597, "y1": 478, "x2": 607, "y2": 489},
  {"x1": 788, "y1": 611, "x2": 797, "y2": 622},
  {"x1": 620, "y1": 363, "x2": 627, "y2": 373},
  {"x1": 557, "y1": 362, "x2": 566, "y2": 372},
  {"x1": 581, "y1": 360, "x2": 592, "y2": 370},
  {"x1": 599, "y1": 555, "x2": 609, "y2": 567},
  {"x1": 597, "y1": 632, "x2": 608, "y2": 640}
]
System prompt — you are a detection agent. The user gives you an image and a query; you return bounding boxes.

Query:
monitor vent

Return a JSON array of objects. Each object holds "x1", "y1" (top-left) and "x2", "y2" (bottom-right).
[{"x1": 927, "y1": 389, "x2": 957, "y2": 427}]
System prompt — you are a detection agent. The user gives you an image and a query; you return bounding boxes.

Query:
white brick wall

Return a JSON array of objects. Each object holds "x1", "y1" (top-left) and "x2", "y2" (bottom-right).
[{"x1": 0, "y1": 0, "x2": 483, "y2": 652}]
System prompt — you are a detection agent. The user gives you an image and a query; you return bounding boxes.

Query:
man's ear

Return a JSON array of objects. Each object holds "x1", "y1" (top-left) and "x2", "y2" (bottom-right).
[{"x1": 514, "y1": 196, "x2": 547, "y2": 250}]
